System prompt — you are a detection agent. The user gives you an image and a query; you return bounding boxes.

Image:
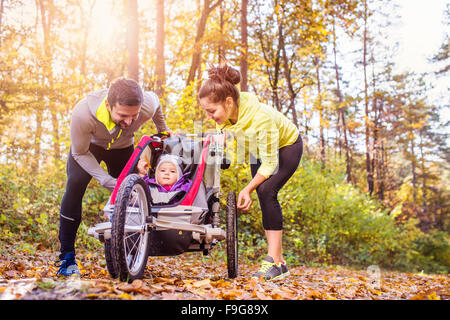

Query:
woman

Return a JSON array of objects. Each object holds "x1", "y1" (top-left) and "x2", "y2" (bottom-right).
[{"x1": 198, "y1": 64, "x2": 303, "y2": 281}]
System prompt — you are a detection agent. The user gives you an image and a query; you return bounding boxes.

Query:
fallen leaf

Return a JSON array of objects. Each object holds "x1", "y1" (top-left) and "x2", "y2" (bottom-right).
[
  {"x1": 427, "y1": 292, "x2": 440, "y2": 300},
  {"x1": 193, "y1": 279, "x2": 211, "y2": 288},
  {"x1": 5, "y1": 270, "x2": 17, "y2": 278},
  {"x1": 219, "y1": 290, "x2": 243, "y2": 300},
  {"x1": 409, "y1": 294, "x2": 427, "y2": 300},
  {"x1": 212, "y1": 279, "x2": 233, "y2": 289},
  {"x1": 307, "y1": 290, "x2": 324, "y2": 300},
  {"x1": 161, "y1": 292, "x2": 181, "y2": 300},
  {"x1": 368, "y1": 288, "x2": 382, "y2": 296},
  {"x1": 131, "y1": 279, "x2": 144, "y2": 290},
  {"x1": 252, "y1": 290, "x2": 269, "y2": 300},
  {"x1": 118, "y1": 293, "x2": 133, "y2": 300},
  {"x1": 116, "y1": 283, "x2": 134, "y2": 293},
  {"x1": 153, "y1": 277, "x2": 178, "y2": 285},
  {"x1": 150, "y1": 284, "x2": 168, "y2": 293}
]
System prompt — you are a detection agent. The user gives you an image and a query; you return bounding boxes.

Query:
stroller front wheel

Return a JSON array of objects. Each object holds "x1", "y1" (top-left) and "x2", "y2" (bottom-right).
[
  {"x1": 104, "y1": 239, "x2": 118, "y2": 279},
  {"x1": 111, "y1": 174, "x2": 152, "y2": 282}
]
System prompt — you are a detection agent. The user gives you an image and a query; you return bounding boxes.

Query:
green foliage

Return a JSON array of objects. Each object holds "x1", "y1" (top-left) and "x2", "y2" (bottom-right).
[
  {"x1": 0, "y1": 162, "x2": 106, "y2": 252},
  {"x1": 279, "y1": 158, "x2": 449, "y2": 273},
  {"x1": 411, "y1": 230, "x2": 450, "y2": 274},
  {"x1": 220, "y1": 157, "x2": 449, "y2": 274},
  {"x1": 0, "y1": 163, "x2": 62, "y2": 246}
]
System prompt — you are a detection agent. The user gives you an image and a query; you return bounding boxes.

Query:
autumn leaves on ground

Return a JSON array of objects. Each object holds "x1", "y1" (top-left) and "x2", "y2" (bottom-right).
[{"x1": 0, "y1": 245, "x2": 448, "y2": 300}]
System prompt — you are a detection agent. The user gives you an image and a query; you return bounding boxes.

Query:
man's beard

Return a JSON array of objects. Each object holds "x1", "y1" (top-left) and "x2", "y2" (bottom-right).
[{"x1": 118, "y1": 120, "x2": 134, "y2": 129}]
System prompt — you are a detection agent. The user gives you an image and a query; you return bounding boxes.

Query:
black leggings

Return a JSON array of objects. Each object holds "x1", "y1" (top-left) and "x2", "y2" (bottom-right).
[
  {"x1": 59, "y1": 144, "x2": 134, "y2": 256},
  {"x1": 250, "y1": 135, "x2": 303, "y2": 230}
]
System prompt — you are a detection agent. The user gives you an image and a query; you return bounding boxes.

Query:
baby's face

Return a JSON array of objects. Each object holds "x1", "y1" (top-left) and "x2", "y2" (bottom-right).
[{"x1": 156, "y1": 162, "x2": 178, "y2": 186}]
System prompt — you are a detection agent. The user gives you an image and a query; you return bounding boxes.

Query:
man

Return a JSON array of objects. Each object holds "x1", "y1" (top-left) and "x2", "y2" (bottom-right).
[{"x1": 56, "y1": 78, "x2": 170, "y2": 276}]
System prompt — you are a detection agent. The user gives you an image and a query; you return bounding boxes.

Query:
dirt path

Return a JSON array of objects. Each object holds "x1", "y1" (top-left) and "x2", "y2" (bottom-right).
[{"x1": 0, "y1": 247, "x2": 448, "y2": 300}]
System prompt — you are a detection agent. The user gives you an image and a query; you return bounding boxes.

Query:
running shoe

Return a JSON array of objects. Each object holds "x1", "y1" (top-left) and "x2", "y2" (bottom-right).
[
  {"x1": 55, "y1": 252, "x2": 80, "y2": 277},
  {"x1": 253, "y1": 256, "x2": 290, "y2": 281}
]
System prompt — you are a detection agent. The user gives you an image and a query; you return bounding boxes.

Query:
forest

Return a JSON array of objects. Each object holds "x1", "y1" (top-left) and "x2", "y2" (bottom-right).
[{"x1": 0, "y1": 0, "x2": 448, "y2": 291}]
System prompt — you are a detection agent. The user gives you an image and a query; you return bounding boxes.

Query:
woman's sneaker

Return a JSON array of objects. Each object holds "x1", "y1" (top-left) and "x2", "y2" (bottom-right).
[
  {"x1": 278, "y1": 260, "x2": 290, "y2": 278},
  {"x1": 55, "y1": 252, "x2": 80, "y2": 277},
  {"x1": 253, "y1": 256, "x2": 290, "y2": 281}
]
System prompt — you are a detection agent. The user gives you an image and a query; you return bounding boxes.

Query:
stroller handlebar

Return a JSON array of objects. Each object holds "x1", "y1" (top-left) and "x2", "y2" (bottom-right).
[
  {"x1": 175, "y1": 132, "x2": 223, "y2": 137},
  {"x1": 149, "y1": 132, "x2": 226, "y2": 146}
]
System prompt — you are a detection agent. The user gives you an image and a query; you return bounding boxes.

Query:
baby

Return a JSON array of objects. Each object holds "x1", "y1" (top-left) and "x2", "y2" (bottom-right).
[{"x1": 137, "y1": 154, "x2": 191, "y2": 204}]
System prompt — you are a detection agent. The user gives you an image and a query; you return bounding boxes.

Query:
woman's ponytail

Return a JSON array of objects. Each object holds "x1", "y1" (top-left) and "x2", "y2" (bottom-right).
[
  {"x1": 199, "y1": 64, "x2": 241, "y2": 105},
  {"x1": 207, "y1": 65, "x2": 241, "y2": 85}
]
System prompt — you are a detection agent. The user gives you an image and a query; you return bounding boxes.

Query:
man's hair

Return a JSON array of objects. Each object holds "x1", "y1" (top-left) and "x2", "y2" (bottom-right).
[{"x1": 107, "y1": 78, "x2": 143, "y2": 108}]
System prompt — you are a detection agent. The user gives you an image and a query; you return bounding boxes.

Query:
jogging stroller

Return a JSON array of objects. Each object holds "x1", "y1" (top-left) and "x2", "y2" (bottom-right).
[{"x1": 87, "y1": 133, "x2": 238, "y2": 282}]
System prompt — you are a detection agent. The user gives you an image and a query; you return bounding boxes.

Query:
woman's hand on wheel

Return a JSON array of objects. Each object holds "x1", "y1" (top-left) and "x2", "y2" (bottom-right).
[{"x1": 237, "y1": 187, "x2": 252, "y2": 211}]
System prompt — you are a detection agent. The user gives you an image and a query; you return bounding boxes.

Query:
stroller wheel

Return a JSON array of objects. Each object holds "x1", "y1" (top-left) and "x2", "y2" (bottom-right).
[
  {"x1": 226, "y1": 191, "x2": 238, "y2": 278},
  {"x1": 104, "y1": 239, "x2": 118, "y2": 279},
  {"x1": 111, "y1": 174, "x2": 152, "y2": 282}
]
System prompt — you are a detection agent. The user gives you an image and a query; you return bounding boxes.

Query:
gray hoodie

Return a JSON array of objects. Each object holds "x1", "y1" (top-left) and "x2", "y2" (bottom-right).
[{"x1": 70, "y1": 89, "x2": 170, "y2": 191}]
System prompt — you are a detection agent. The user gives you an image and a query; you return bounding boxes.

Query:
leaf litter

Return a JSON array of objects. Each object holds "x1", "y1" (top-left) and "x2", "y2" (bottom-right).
[{"x1": 0, "y1": 247, "x2": 448, "y2": 300}]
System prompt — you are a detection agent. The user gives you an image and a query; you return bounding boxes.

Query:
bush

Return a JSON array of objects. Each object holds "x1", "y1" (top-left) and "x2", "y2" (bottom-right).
[
  {"x1": 411, "y1": 230, "x2": 450, "y2": 273},
  {"x1": 0, "y1": 162, "x2": 107, "y2": 251},
  {"x1": 229, "y1": 158, "x2": 449, "y2": 273}
]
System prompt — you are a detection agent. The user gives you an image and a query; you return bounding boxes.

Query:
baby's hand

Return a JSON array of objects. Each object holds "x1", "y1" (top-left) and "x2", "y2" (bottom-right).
[{"x1": 137, "y1": 159, "x2": 149, "y2": 177}]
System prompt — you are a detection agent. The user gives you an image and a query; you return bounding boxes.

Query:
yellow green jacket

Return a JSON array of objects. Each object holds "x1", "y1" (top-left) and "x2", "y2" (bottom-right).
[{"x1": 219, "y1": 92, "x2": 298, "y2": 178}]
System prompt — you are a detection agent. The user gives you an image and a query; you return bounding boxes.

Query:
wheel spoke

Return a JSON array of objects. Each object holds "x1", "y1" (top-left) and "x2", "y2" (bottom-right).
[
  {"x1": 124, "y1": 233, "x2": 140, "y2": 254},
  {"x1": 126, "y1": 213, "x2": 140, "y2": 226},
  {"x1": 124, "y1": 231, "x2": 139, "y2": 241}
]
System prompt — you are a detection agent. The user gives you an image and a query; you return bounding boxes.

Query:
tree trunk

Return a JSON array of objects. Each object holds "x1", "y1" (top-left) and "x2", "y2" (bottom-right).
[
  {"x1": 313, "y1": 56, "x2": 326, "y2": 168},
  {"x1": 33, "y1": 111, "x2": 43, "y2": 173},
  {"x1": 363, "y1": 0, "x2": 373, "y2": 194},
  {"x1": 419, "y1": 130, "x2": 429, "y2": 230},
  {"x1": 255, "y1": 27, "x2": 281, "y2": 110},
  {"x1": 0, "y1": 0, "x2": 4, "y2": 46},
  {"x1": 301, "y1": 91, "x2": 310, "y2": 154},
  {"x1": 78, "y1": 0, "x2": 96, "y2": 77},
  {"x1": 155, "y1": 0, "x2": 165, "y2": 100},
  {"x1": 371, "y1": 53, "x2": 382, "y2": 199},
  {"x1": 281, "y1": 49, "x2": 298, "y2": 127},
  {"x1": 126, "y1": 0, "x2": 139, "y2": 81},
  {"x1": 410, "y1": 138, "x2": 417, "y2": 203},
  {"x1": 186, "y1": 0, "x2": 222, "y2": 86},
  {"x1": 383, "y1": 138, "x2": 391, "y2": 204},
  {"x1": 51, "y1": 111, "x2": 60, "y2": 161},
  {"x1": 218, "y1": 1, "x2": 225, "y2": 64},
  {"x1": 38, "y1": 0, "x2": 60, "y2": 162},
  {"x1": 378, "y1": 138, "x2": 386, "y2": 200},
  {"x1": 254, "y1": 2, "x2": 281, "y2": 110},
  {"x1": 240, "y1": 0, "x2": 248, "y2": 92},
  {"x1": 80, "y1": 26, "x2": 88, "y2": 77},
  {"x1": 278, "y1": 18, "x2": 298, "y2": 128},
  {"x1": 332, "y1": 19, "x2": 352, "y2": 182},
  {"x1": 373, "y1": 94, "x2": 385, "y2": 201},
  {"x1": 372, "y1": 112, "x2": 379, "y2": 196}
]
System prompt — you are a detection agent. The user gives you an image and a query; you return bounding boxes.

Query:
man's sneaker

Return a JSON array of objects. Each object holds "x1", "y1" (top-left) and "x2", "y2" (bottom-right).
[
  {"x1": 253, "y1": 256, "x2": 290, "y2": 281},
  {"x1": 55, "y1": 252, "x2": 80, "y2": 277}
]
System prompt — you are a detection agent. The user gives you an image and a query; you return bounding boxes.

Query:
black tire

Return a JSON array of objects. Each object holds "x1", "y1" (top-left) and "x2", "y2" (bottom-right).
[
  {"x1": 104, "y1": 239, "x2": 118, "y2": 279},
  {"x1": 111, "y1": 174, "x2": 152, "y2": 282},
  {"x1": 226, "y1": 191, "x2": 238, "y2": 278}
]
